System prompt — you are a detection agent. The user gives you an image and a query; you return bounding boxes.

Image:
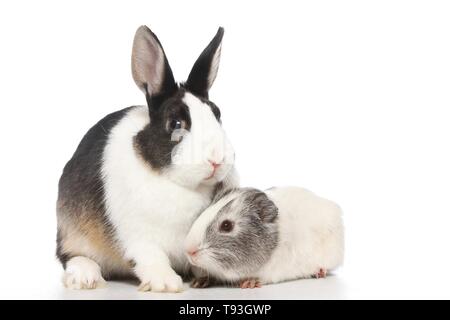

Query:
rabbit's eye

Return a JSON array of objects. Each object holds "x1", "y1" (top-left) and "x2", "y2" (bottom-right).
[
  {"x1": 167, "y1": 119, "x2": 186, "y2": 132},
  {"x1": 170, "y1": 119, "x2": 182, "y2": 130},
  {"x1": 219, "y1": 220, "x2": 234, "y2": 233}
]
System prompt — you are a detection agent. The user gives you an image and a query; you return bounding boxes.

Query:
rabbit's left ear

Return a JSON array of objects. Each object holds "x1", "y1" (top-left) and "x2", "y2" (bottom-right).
[{"x1": 185, "y1": 27, "x2": 224, "y2": 98}]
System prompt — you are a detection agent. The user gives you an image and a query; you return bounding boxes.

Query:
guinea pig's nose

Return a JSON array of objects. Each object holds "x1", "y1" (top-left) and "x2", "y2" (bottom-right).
[{"x1": 187, "y1": 247, "x2": 199, "y2": 257}]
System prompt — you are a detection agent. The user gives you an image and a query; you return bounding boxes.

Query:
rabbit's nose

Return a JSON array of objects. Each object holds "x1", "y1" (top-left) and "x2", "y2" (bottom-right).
[{"x1": 208, "y1": 159, "x2": 222, "y2": 169}]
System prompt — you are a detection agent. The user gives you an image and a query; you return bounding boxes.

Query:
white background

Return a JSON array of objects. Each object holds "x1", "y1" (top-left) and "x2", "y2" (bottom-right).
[{"x1": 1, "y1": 0, "x2": 449, "y2": 299}]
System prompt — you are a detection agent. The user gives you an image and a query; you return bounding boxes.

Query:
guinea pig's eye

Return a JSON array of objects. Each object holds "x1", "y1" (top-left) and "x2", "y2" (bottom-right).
[
  {"x1": 166, "y1": 119, "x2": 186, "y2": 132},
  {"x1": 219, "y1": 220, "x2": 234, "y2": 233}
]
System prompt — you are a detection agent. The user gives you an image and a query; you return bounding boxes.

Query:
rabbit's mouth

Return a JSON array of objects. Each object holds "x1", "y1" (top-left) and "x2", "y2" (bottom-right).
[
  {"x1": 204, "y1": 167, "x2": 218, "y2": 180},
  {"x1": 204, "y1": 160, "x2": 224, "y2": 180}
]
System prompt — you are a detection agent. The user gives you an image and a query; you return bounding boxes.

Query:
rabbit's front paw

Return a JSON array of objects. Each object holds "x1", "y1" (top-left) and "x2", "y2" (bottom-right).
[
  {"x1": 63, "y1": 256, "x2": 106, "y2": 290},
  {"x1": 138, "y1": 267, "x2": 184, "y2": 293}
]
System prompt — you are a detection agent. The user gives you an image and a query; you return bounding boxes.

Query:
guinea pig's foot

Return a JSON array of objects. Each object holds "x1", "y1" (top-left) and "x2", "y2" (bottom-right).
[
  {"x1": 314, "y1": 268, "x2": 327, "y2": 279},
  {"x1": 240, "y1": 278, "x2": 262, "y2": 289},
  {"x1": 191, "y1": 277, "x2": 210, "y2": 288}
]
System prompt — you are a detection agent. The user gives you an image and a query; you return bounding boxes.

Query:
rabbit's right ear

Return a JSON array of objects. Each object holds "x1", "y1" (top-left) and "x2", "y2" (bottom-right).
[
  {"x1": 132, "y1": 26, "x2": 177, "y2": 101},
  {"x1": 185, "y1": 27, "x2": 224, "y2": 98}
]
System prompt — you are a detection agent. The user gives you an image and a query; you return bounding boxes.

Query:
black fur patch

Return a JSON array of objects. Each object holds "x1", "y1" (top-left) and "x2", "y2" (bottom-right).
[
  {"x1": 56, "y1": 107, "x2": 132, "y2": 267},
  {"x1": 184, "y1": 27, "x2": 224, "y2": 98},
  {"x1": 56, "y1": 231, "x2": 71, "y2": 269},
  {"x1": 135, "y1": 89, "x2": 192, "y2": 169}
]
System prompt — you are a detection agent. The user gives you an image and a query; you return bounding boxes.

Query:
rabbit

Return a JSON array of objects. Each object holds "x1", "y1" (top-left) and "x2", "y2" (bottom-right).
[
  {"x1": 184, "y1": 187, "x2": 344, "y2": 288},
  {"x1": 56, "y1": 25, "x2": 239, "y2": 292}
]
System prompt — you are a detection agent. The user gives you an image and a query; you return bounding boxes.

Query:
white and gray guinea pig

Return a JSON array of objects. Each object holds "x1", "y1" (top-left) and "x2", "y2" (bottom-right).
[{"x1": 184, "y1": 187, "x2": 344, "y2": 288}]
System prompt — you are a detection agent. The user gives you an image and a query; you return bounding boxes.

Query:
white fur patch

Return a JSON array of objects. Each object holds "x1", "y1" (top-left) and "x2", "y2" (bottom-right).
[
  {"x1": 63, "y1": 256, "x2": 106, "y2": 290},
  {"x1": 166, "y1": 92, "x2": 235, "y2": 188},
  {"x1": 101, "y1": 103, "x2": 235, "y2": 281},
  {"x1": 258, "y1": 187, "x2": 344, "y2": 284},
  {"x1": 136, "y1": 263, "x2": 184, "y2": 292}
]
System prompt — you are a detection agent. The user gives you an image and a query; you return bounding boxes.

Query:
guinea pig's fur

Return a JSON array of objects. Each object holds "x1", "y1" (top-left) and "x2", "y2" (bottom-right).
[{"x1": 184, "y1": 187, "x2": 344, "y2": 285}]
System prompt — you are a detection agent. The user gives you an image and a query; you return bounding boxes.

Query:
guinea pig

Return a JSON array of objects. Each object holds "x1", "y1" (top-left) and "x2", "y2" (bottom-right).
[{"x1": 184, "y1": 187, "x2": 344, "y2": 288}]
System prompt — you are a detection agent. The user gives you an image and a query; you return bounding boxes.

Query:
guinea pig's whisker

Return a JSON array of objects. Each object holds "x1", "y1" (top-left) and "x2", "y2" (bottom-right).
[{"x1": 198, "y1": 245, "x2": 210, "y2": 251}]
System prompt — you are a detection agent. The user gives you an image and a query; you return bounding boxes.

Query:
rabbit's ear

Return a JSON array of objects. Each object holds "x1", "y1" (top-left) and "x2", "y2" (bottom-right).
[
  {"x1": 185, "y1": 27, "x2": 224, "y2": 98},
  {"x1": 132, "y1": 26, "x2": 176, "y2": 99}
]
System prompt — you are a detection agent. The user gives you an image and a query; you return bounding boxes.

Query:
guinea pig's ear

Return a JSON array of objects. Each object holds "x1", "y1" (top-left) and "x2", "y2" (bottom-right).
[
  {"x1": 249, "y1": 191, "x2": 279, "y2": 223},
  {"x1": 184, "y1": 27, "x2": 224, "y2": 98},
  {"x1": 131, "y1": 26, "x2": 177, "y2": 104}
]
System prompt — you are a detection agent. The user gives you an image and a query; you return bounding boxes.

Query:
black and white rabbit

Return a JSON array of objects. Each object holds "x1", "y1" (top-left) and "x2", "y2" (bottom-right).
[
  {"x1": 185, "y1": 187, "x2": 344, "y2": 288},
  {"x1": 56, "y1": 26, "x2": 238, "y2": 292}
]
